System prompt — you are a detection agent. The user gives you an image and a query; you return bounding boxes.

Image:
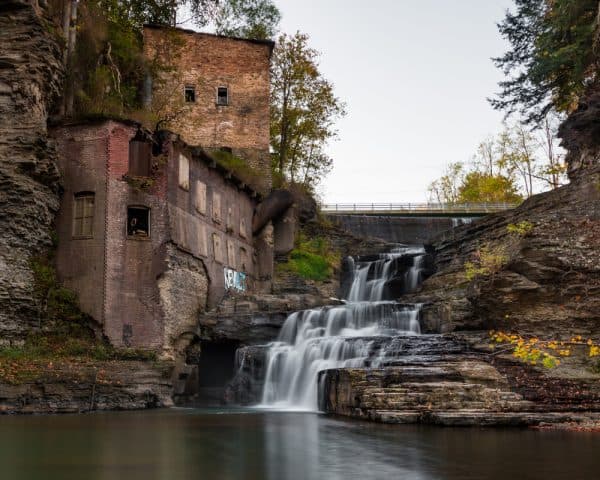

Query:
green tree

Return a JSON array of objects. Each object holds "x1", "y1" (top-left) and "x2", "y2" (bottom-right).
[
  {"x1": 270, "y1": 32, "x2": 346, "y2": 191},
  {"x1": 458, "y1": 172, "x2": 523, "y2": 204},
  {"x1": 213, "y1": 0, "x2": 281, "y2": 39},
  {"x1": 490, "y1": 0, "x2": 599, "y2": 124}
]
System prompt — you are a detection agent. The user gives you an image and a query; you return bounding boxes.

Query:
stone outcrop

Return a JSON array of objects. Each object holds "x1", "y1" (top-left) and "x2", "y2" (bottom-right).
[
  {"x1": 0, "y1": 0, "x2": 63, "y2": 343},
  {"x1": 0, "y1": 360, "x2": 173, "y2": 414},
  {"x1": 410, "y1": 170, "x2": 600, "y2": 338},
  {"x1": 318, "y1": 334, "x2": 600, "y2": 426}
]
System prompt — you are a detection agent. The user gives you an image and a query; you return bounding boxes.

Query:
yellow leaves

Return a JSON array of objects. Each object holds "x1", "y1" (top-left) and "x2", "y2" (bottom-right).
[{"x1": 488, "y1": 330, "x2": 599, "y2": 369}]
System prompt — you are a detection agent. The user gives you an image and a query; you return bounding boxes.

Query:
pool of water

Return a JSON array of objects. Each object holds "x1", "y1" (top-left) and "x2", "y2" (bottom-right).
[{"x1": 0, "y1": 409, "x2": 598, "y2": 480}]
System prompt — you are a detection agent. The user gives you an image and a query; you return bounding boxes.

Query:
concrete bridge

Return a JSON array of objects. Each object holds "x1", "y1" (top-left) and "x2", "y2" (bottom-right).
[
  {"x1": 320, "y1": 202, "x2": 516, "y2": 218},
  {"x1": 320, "y1": 202, "x2": 518, "y2": 244}
]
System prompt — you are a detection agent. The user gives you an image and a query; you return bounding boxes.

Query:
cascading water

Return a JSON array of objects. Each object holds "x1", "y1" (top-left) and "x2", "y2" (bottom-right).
[{"x1": 257, "y1": 246, "x2": 427, "y2": 411}]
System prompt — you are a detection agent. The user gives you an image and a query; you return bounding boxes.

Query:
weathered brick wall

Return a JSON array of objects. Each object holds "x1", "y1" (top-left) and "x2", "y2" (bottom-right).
[
  {"x1": 104, "y1": 122, "x2": 168, "y2": 350},
  {"x1": 143, "y1": 26, "x2": 273, "y2": 191},
  {"x1": 52, "y1": 123, "x2": 111, "y2": 324},
  {"x1": 166, "y1": 142, "x2": 260, "y2": 307},
  {"x1": 54, "y1": 120, "x2": 265, "y2": 355},
  {"x1": 0, "y1": 0, "x2": 64, "y2": 343}
]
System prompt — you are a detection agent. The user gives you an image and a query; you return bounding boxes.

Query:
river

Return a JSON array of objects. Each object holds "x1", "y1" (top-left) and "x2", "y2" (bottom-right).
[{"x1": 1, "y1": 409, "x2": 598, "y2": 480}]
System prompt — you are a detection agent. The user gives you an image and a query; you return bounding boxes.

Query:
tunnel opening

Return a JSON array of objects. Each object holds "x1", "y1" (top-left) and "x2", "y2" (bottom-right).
[{"x1": 184, "y1": 340, "x2": 241, "y2": 406}]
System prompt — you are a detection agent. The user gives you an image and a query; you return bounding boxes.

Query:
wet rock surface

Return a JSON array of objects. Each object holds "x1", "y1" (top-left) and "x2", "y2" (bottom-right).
[{"x1": 318, "y1": 333, "x2": 600, "y2": 426}]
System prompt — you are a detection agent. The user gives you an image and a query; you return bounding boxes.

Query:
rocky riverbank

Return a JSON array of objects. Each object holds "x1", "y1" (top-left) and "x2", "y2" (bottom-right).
[{"x1": 0, "y1": 359, "x2": 173, "y2": 414}]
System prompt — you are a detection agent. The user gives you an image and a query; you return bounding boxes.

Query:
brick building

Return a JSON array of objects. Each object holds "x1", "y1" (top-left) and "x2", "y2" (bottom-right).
[
  {"x1": 52, "y1": 119, "x2": 272, "y2": 357},
  {"x1": 143, "y1": 25, "x2": 274, "y2": 192}
]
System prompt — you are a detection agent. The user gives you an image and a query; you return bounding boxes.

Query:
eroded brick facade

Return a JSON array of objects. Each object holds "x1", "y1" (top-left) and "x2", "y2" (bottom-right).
[
  {"x1": 52, "y1": 120, "x2": 267, "y2": 356},
  {"x1": 143, "y1": 26, "x2": 273, "y2": 192}
]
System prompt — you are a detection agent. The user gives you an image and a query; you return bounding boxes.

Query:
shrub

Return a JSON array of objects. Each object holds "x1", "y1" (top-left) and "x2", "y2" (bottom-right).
[
  {"x1": 464, "y1": 243, "x2": 509, "y2": 280},
  {"x1": 279, "y1": 234, "x2": 340, "y2": 281},
  {"x1": 507, "y1": 221, "x2": 534, "y2": 236}
]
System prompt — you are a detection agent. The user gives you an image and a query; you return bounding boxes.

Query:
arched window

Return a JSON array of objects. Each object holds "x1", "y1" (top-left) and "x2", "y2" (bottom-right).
[{"x1": 73, "y1": 192, "x2": 95, "y2": 238}]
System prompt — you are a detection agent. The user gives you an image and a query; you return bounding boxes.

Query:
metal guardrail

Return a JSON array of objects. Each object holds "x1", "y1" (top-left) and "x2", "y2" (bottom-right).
[{"x1": 319, "y1": 202, "x2": 517, "y2": 215}]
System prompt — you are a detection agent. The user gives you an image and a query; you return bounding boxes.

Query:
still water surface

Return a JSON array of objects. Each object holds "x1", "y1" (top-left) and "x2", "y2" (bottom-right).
[{"x1": 0, "y1": 409, "x2": 598, "y2": 480}]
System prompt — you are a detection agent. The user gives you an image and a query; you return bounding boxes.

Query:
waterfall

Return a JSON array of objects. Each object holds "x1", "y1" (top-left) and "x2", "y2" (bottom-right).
[{"x1": 257, "y1": 246, "x2": 427, "y2": 411}]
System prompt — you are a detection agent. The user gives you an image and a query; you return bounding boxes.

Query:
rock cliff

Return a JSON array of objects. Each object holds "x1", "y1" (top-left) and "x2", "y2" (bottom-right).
[{"x1": 0, "y1": 0, "x2": 63, "y2": 343}]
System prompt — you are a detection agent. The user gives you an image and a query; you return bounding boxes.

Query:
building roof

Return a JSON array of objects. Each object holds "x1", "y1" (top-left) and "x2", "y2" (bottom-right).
[{"x1": 143, "y1": 24, "x2": 275, "y2": 54}]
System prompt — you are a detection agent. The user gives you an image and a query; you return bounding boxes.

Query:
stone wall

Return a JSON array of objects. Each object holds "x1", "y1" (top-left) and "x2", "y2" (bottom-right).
[
  {"x1": 143, "y1": 26, "x2": 273, "y2": 191},
  {"x1": 0, "y1": 0, "x2": 63, "y2": 343},
  {"x1": 328, "y1": 215, "x2": 474, "y2": 244}
]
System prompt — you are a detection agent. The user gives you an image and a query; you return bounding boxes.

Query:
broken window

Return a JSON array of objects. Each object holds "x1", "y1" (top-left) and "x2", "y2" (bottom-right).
[
  {"x1": 239, "y1": 217, "x2": 247, "y2": 239},
  {"x1": 178, "y1": 153, "x2": 190, "y2": 190},
  {"x1": 73, "y1": 192, "x2": 95, "y2": 238},
  {"x1": 184, "y1": 85, "x2": 196, "y2": 103},
  {"x1": 128, "y1": 138, "x2": 152, "y2": 177},
  {"x1": 127, "y1": 206, "x2": 150, "y2": 237},
  {"x1": 217, "y1": 86, "x2": 228, "y2": 106}
]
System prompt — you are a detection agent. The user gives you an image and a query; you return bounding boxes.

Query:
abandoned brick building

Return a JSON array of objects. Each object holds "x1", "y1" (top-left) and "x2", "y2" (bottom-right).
[
  {"x1": 143, "y1": 25, "x2": 273, "y2": 192},
  {"x1": 50, "y1": 27, "x2": 279, "y2": 359}
]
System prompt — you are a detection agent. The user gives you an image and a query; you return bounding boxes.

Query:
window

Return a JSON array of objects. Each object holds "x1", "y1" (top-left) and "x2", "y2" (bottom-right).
[
  {"x1": 73, "y1": 192, "x2": 95, "y2": 238},
  {"x1": 212, "y1": 192, "x2": 222, "y2": 224},
  {"x1": 217, "y1": 86, "x2": 228, "y2": 106},
  {"x1": 127, "y1": 206, "x2": 150, "y2": 237},
  {"x1": 129, "y1": 139, "x2": 152, "y2": 176},
  {"x1": 239, "y1": 247, "x2": 249, "y2": 271},
  {"x1": 184, "y1": 85, "x2": 196, "y2": 103},
  {"x1": 178, "y1": 154, "x2": 190, "y2": 190},
  {"x1": 194, "y1": 180, "x2": 207, "y2": 215}
]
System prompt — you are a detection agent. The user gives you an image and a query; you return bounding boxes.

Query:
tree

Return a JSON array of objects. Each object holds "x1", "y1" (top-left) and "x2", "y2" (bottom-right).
[
  {"x1": 428, "y1": 162, "x2": 464, "y2": 204},
  {"x1": 213, "y1": 0, "x2": 281, "y2": 39},
  {"x1": 490, "y1": 0, "x2": 599, "y2": 124},
  {"x1": 270, "y1": 32, "x2": 346, "y2": 191},
  {"x1": 458, "y1": 172, "x2": 523, "y2": 204}
]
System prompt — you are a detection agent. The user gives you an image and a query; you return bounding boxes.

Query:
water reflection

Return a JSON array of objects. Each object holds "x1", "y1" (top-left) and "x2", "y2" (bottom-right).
[{"x1": 0, "y1": 410, "x2": 598, "y2": 480}]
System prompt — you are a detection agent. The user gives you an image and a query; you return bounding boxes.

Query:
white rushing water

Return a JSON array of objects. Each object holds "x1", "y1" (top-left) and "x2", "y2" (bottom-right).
[{"x1": 258, "y1": 246, "x2": 426, "y2": 411}]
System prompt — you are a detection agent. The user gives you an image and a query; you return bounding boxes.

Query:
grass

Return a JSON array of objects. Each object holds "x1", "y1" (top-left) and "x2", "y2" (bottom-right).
[
  {"x1": 0, "y1": 333, "x2": 157, "y2": 385},
  {"x1": 279, "y1": 234, "x2": 340, "y2": 282}
]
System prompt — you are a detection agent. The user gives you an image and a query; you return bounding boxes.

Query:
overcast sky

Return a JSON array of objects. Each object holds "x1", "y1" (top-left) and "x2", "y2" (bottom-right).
[{"x1": 275, "y1": 0, "x2": 514, "y2": 204}]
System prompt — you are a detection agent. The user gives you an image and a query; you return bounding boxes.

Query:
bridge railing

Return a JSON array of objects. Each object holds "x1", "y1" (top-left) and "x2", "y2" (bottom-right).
[{"x1": 319, "y1": 202, "x2": 518, "y2": 214}]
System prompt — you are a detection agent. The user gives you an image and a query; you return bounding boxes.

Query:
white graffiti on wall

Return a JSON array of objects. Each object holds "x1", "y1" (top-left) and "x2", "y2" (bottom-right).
[{"x1": 224, "y1": 267, "x2": 247, "y2": 292}]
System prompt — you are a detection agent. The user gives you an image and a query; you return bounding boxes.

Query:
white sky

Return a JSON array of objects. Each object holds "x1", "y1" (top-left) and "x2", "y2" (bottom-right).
[{"x1": 275, "y1": 0, "x2": 514, "y2": 203}]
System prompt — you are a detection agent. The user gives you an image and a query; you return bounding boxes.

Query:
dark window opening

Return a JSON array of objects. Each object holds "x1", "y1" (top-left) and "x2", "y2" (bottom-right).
[
  {"x1": 127, "y1": 206, "x2": 150, "y2": 237},
  {"x1": 184, "y1": 85, "x2": 196, "y2": 103},
  {"x1": 128, "y1": 138, "x2": 152, "y2": 177},
  {"x1": 73, "y1": 192, "x2": 95, "y2": 238},
  {"x1": 217, "y1": 86, "x2": 228, "y2": 106}
]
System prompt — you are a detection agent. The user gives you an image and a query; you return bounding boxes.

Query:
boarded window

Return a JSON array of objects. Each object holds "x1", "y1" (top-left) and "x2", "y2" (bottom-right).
[
  {"x1": 128, "y1": 140, "x2": 152, "y2": 176},
  {"x1": 226, "y1": 206, "x2": 234, "y2": 233},
  {"x1": 217, "y1": 86, "x2": 228, "y2": 106},
  {"x1": 194, "y1": 180, "x2": 207, "y2": 215},
  {"x1": 127, "y1": 206, "x2": 150, "y2": 237},
  {"x1": 212, "y1": 192, "x2": 222, "y2": 224},
  {"x1": 227, "y1": 240, "x2": 236, "y2": 267},
  {"x1": 212, "y1": 233, "x2": 224, "y2": 263},
  {"x1": 178, "y1": 154, "x2": 190, "y2": 190},
  {"x1": 198, "y1": 224, "x2": 207, "y2": 257},
  {"x1": 240, "y1": 247, "x2": 249, "y2": 271},
  {"x1": 185, "y1": 85, "x2": 196, "y2": 103},
  {"x1": 73, "y1": 192, "x2": 94, "y2": 238},
  {"x1": 239, "y1": 217, "x2": 247, "y2": 239}
]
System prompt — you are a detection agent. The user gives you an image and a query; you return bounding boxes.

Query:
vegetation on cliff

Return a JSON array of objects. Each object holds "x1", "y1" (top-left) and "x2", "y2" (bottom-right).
[{"x1": 490, "y1": 0, "x2": 599, "y2": 124}]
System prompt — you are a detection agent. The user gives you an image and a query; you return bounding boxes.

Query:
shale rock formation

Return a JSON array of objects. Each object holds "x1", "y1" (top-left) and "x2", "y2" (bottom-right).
[{"x1": 0, "y1": 0, "x2": 63, "y2": 343}]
